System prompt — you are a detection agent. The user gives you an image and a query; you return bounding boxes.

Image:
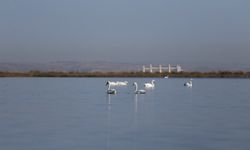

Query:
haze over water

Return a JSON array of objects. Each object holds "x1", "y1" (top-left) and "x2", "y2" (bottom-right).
[
  {"x1": 0, "y1": 78, "x2": 250, "y2": 150},
  {"x1": 0, "y1": 0, "x2": 250, "y2": 69}
]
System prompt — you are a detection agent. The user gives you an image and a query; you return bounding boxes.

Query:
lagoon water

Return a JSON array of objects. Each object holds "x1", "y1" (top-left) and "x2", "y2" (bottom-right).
[{"x1": 0, "y1": 78, "x2": 250, "y2": 150}]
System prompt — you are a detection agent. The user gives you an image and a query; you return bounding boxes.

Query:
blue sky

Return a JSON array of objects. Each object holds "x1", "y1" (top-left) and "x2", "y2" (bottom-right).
[{"x1": 0, "y1": 0, "x2": 249, "y2": 66}]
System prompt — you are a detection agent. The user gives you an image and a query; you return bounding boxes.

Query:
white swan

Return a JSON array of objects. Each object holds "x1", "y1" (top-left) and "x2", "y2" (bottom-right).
[
  {"x1": 106, "y1": 81, "x2": 117, "y2": 94},
  {"x1": 106, "y1": 81, "x2": 118, "y2": 86},
  {"x1": 184, "y1": 79, "x2": 192, "y2": 87},
  {"x1": 144, "y1": 80, "x2": 155, "y2": 88},
  {"x1": 116, "y1": 81, "x2": 128, "y2": 86},
  {"x1": 133, "y1": 82, "x2": 146, "y2": 94}
]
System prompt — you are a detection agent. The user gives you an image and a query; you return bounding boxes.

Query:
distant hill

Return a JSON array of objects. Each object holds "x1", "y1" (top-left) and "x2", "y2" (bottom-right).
[{"x1": 0, "y1": 61, "x2": 249, "y2": 72}]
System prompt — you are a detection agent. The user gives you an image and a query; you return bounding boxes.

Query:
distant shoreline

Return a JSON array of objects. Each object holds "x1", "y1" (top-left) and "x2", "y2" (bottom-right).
[{"x1": 1, "y1": 71, "x2": 250, "y2": 78}]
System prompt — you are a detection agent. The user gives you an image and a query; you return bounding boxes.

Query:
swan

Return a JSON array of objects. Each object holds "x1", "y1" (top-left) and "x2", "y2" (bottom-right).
[
  {"x1": 144, "y1": 80, "x2": 155, "y2": 88},
  {"x1": 116, "y1": 81, "x2": 128, "y2": 86},
  {"x1": 106, "y1": 81, "x2": 117, "y2": 94},
  {"x1": 184, "y1": 79, "x2": 192, "y2": 87},
  {"x1": 133, "y1": 82, "x2": 146, "y2": 94},
  {"x1": 106, "y1": 81, "x2": 118, "y2": 86}
]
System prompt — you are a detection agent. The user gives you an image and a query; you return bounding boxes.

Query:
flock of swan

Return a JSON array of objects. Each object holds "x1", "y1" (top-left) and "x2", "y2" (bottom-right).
[{"x1": 106, "y1": 79, "x2": 192, "y2": 94}]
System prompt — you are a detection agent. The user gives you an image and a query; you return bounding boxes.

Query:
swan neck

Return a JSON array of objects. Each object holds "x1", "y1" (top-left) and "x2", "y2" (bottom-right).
[{"x1": 134, "y1": 83, "x2": 138, "y2": 92}]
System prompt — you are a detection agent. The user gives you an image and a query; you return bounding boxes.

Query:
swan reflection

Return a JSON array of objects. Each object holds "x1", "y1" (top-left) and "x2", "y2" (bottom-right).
[
  {"x1": 134, "y1": 94, "x2": 138, "y2": 113},
  {"x1": 106, "y1": 94, "x2": 112, "y2": 150},
  {"x1": 105, "y1": 94, "x2": 142, "y2": 150}
]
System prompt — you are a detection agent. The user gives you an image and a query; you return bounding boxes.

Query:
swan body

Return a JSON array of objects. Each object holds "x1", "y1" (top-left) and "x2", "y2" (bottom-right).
[
  {"x1": 133, "y1": 82, "x2": 146, "y2": 94},
  {"x1": 144, "y1": 80, "x2": 155, "y2": 88},
  {"x1": 107, "y1": 88, "x2": 117, "y2": 94},
  {"x1": 116, "y1": 81, "x2": 128, "y2": 86},
  {"x1": 107, "y1": 81, "x2": 118, "y2": 86},
  {"x1": 106, "y1": 81, "x2": 117, "y2": 94},
  {"x1": 184, "y1": 79, "x2": 192, "y2": 87},
  {"x1": 106, "y1": 81, "x2": 128, "y2": 86}
]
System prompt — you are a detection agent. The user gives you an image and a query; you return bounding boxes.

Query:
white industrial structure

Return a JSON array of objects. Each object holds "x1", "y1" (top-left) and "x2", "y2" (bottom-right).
[{"x1": 142, "y1": 64, "x2": 182, "y2": 73}]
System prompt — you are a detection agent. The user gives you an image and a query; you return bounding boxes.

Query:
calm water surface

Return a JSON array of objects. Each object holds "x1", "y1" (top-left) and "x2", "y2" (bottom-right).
[{"x1": 0, "y1": 78, "x2": 250, "y2": 150}]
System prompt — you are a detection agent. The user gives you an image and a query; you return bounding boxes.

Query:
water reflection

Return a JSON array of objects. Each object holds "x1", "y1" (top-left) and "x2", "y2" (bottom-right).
[
  {"x1": 106, "y1": 94, "x2": 112, "y2": 110},
  {"x1": 134, "y1": 94, "x2": 138, "y2": 113},
  {"x1": 134, "y1": 94, "x2": 138, "y2": 150},
  {"x1": 106, "y1": 94, "x2": 112, "y2": 150},
  {"x1": 105, "y1": 94, "x2": 141, "y2": 150}
]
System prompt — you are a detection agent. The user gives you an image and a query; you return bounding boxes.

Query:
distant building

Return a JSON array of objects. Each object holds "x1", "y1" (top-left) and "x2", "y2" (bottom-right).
[{"x1": 142, "y1": 64, "x2": 182, "y2": 73}]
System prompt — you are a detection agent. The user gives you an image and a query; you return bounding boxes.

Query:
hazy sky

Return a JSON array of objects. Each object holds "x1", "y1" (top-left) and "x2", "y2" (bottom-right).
[{"x1": 0, "y1": 0, "x2": 249, "y2": 65}]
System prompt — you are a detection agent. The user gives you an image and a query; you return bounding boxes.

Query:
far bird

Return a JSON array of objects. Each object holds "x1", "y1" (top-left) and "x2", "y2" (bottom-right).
[
  {"x1": 184, "y1": 79, "x2": 192, "y2": 87},
  {"x1": 164, "y1": 75, "x2": 169, "y2": 79},
  {"x1": 144, "y1": 80, "x2": 155, "y2": 88},
  {"x1": 133, "y1": 82, "x2": 146, "y2": 94},
  {"x1": 106, "y1": 81, "x2": 117, "y2": 94}
]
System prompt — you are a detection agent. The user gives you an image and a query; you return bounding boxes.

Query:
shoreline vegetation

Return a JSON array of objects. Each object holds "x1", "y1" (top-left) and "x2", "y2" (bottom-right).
[{"x1": 1, "y1": 71, "x2": 250, "y2": 78}]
